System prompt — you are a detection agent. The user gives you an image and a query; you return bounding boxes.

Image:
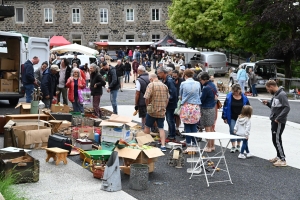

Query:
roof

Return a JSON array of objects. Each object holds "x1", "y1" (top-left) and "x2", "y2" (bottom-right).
[{"x1": 50, "y1": 36, "x2": 71, "y2": 47}]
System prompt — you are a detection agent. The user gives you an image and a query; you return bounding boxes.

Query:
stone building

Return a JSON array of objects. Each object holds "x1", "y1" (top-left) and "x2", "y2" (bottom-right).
[{"x1": 0, "y1": 0, "x2": 172, "y2": 46}]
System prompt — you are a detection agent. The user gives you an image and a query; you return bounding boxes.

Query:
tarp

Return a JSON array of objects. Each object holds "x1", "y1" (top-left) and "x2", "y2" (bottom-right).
[
  {"x1": 157, "y1": 47, "x2": 200, "y2": 54},
  {"x1": 151, "y1": 35, "x2": 186, "y2": 48},
  {"x1": 50, "y1": 43, "x2": 98, "y2": 56},
  {"x1": 50, "y1": 36, "x2": 71, "y2": 47}
]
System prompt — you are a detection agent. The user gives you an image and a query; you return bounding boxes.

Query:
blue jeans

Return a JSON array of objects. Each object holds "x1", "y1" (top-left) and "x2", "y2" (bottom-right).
[
  {"x1": 42, "y1": 98, "x2": 51, "y2": 109},
  {"x1": 125, "y1": 71, "x2": 130, "y2": 83},
  {"x1": 238, "y1": 80, "x2": 246, "y2": 93},
  {"x1": 72, "y1": 97, "x2": 84, "y2": 113},
  {"x1": 86, "y1": 80, "x2": 89, "y2": 87},
  {"x1": 251, "y1": 84, "x2": 257, "y2": 96},
  {"x1": 184, "y1": 123, "x2": 197, "y2": 145},
  {"x1": 166, "y1": 108, "x2": 176, "y2": 138},
  {"x1": 241, "y1": 139, "x2": 249, "y2": 154},
  {"x1": 110, "y1": 89, "x2": 118, "y2": 114},
  {"x1": 24, "y1": 84, "x2": 34, "y2": 103},
  {"x1": 229, "y1": 119, "x2": 242, "y2": 143}
]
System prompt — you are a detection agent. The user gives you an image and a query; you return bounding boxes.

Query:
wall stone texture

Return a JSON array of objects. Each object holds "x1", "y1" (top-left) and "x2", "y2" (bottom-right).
[{"x1": 1, "y1": 0, "x2": 173, "y2": 46}]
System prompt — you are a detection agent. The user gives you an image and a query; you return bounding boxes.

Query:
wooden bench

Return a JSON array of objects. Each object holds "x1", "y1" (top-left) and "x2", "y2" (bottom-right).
[{"x1": 45, "y1": 147, "x2": 68, "y2": 165}]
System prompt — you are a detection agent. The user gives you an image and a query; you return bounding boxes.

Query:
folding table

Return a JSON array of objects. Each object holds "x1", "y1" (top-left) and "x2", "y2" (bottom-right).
[{"x1": 182, "y1": 132, "x2": 244, "y2": 187}]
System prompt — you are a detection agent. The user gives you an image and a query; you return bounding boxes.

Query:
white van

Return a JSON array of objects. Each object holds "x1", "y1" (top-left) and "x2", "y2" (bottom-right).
[
  {"x1": 0, "y1": 31, "x2": 49, "y2": 105},
  {"x1": 53, "y1": 54, "x2": 97, "y2": 67},
  {"x1": 199, "y1": 52, "x2": 228, "y2": 76}
]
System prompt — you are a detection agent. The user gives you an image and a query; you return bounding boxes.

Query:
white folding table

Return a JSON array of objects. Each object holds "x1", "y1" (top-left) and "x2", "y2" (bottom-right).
[{"x1": 182, "y1": 132, "x2": 244, "y2": 187}]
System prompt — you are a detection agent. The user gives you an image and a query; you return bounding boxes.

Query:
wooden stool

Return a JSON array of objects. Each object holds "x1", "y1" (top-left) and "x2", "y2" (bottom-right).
[{"x1": 45, "y1": 147, "x2": 69, "y2": 165}]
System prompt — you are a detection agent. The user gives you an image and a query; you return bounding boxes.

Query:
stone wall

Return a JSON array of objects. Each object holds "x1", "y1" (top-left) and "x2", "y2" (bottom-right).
[{"x1": 0, "y1": 0, "x2": 172, "y2": 46}]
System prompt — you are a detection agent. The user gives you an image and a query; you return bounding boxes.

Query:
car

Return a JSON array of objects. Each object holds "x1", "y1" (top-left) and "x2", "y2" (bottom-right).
[
  {"x1": 52, "y1": 54, "x2": 98, "y2": 68},
  {"x1": 199, "y1": 52, "x2": 228, "y2": 76},
  {"x1": 106, "y1": 50, "x2": 118, "y2": 62},
  {"x1": 229, "y1": 59, "x2": 285, "y2": 91}
]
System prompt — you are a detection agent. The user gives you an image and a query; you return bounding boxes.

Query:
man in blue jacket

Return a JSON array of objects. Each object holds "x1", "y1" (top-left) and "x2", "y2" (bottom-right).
[
  {"x1": 22, "y1": 56, "x2": 40, "y2": 102},
  {"x1": 157, "y1": 67, "x2": 178, "y2": 141},
  {"x1": 41, "y1": 65, "x2": 60, "y2": 108}
]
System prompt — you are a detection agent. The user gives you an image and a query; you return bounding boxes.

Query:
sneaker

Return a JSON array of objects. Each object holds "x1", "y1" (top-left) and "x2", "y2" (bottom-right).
[
  {"x1": 230, "y1": 147, "x2": 236, "y2": 153},
  {"x1": 160, "y1": 146, "x2": 166, "y2": 152},
  {"x1": 273, "y1": 160, "x2": 287, "y2": 167},
  {"x1": 236, "y1": 145, "x2": 240, "y2": 152},
  {"x1": 269, "y1": 157, "x2": 279, "y2": 163},
  {"x1": 246, "y1": 153, "x2": 253, "y2": 158},
  {"x1": 238, "y1": 154, "x2": 246, "y2": 159}
]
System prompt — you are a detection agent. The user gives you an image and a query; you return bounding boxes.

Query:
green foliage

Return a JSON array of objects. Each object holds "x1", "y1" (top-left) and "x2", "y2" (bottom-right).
[
  {"x1": 0, "y1": 173, "x2": 26, "y2": 200},
  {"x1": 167, "y1": 0, "x2": 225, "y2": 49}
]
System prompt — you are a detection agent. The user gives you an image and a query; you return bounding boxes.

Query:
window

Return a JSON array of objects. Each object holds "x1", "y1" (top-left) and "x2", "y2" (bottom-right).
[
  {"x1": 152, "y1": 9, "x2": 159, "y2": 21},
  {"x1": 152, "y1": 34, "x2": 160, "y2": 42},
  {"x1": 126, "y1": 9, "x2": 134, "y2": 21},
  {"x1": 72, "y1": 35, "x2": 82, "y2": 45},
  {"x1": 100, "y1": 35, "x2": 109, "y2": 42},
  {"x1": 72, "y1": 8, "x2": 80, "y2": 23},
  {"x1": 100, "y1": 8, "x2": 108, "y2": 23},
  {"x1": 126, "y1": 35, "x2": 135, "y2": 42},
  {"x1": 44, "y1": 8, "x2": 53, "y2": 23},
  {"x1": 15, "y1": 8, "x2": 24, "y2": 23}
]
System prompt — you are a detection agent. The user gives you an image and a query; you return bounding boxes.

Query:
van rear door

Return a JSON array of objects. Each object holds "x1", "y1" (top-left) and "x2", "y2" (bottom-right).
[
  {"x1": 27, "y1": 37, "x2": 49, "y2": 71},
  {"x1": 207, "y1": 54, "x2": 227, "y2": 69}
]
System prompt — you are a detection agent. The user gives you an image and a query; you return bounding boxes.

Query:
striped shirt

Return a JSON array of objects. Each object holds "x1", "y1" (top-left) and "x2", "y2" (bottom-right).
[{"x1": 144, "y1": 80, "x2": 169, "y2": 118}]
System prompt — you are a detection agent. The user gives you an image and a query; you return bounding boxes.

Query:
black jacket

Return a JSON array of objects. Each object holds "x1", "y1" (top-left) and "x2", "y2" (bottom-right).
[
  {"x1": 108, "y1": 66, "x2": 120, "y2": 90},
  {"x1": 137, "y1": 73, "x2": 150, "y2": 106},
  {"x1": 56, "y1": 63, "x2": 71, "y2": 87},
  {"x1": 41, "y1": 68, "x2": 57, "y2": 99},
  {"x1": 124, "y1": 62, "x2": 131, "y2": 71},
  {"x1": 22, "y1": 60, "x2": 35, "y2": 85},
  {"x1": 71, "y1": 58, "x2": 81, "y2": 66},
  {"x1": 90, "y1": 71, "x2": 106, "y2": 96},
  {"x1": 115, "y1": 64, "x2": 125, "y2": 77}
]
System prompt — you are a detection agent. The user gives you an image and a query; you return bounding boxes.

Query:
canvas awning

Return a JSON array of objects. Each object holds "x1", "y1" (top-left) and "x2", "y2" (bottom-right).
[
  {"x1": 50, "y1": 36, "x2": 71, "y2": 47},
  {"x1": 151, "y1": 35, "x2": 186, "y2": 48},
  {"x1": 50, "y1": 43, "x2": 98, "y2": 56}
]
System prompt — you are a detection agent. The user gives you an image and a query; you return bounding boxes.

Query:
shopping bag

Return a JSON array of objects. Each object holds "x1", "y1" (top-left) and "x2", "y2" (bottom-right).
[
  {"x1": 82, "y1": 88, "x2": 91, "y2": 105},
  {"x1": 174, "y1": 99, "x2": 182, "y2": 116},
  {"x1": 78, "y1": 90, "x2": 84, "y2": 104}
]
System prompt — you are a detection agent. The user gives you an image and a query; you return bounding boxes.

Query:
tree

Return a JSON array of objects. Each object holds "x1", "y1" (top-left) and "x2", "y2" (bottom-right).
[
  {"x1": 243, "y1": 0, "x2": 300, "y2": 80},
  {"x1": 167, "y1": 0, "x2": 225, "y2": 49}
]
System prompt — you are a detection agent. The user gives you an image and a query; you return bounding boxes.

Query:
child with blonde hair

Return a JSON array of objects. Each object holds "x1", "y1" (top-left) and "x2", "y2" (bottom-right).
[{"x1": 234, "y1": 105, "x2": 253, "y2": 159}]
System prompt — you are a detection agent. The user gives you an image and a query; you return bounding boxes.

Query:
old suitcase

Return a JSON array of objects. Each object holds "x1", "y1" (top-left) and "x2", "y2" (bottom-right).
[
  {"x1": 47, "y1": 134, "x2": 72, "y2": 154},
  {"x1": 0, "y1": 151, "x2": 39, "y2": 183},
  {"x1": 0, "y1": 115, "x2": 5, "y2": 134}
]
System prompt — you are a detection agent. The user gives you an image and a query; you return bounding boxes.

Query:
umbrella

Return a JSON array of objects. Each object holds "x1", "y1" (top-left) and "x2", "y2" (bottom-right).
[
  {"x1": 50, "y1": 43, "x2": 99, "y2": 56},
  {"x1": 50, "y1": 36, "x2": 71, "y2": 47}
]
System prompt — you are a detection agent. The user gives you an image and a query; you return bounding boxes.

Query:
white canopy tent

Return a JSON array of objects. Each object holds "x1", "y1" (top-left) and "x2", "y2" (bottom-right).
[{"x1": 50, "y1": 43, "x2": 99, "y2": 56}]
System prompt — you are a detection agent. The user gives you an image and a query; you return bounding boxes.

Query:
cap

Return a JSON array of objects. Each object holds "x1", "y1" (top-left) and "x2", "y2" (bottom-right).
[
  {"x1": 50, "y1": 64, "x2": 60, "y2": 72},
  {"x1": 180, "y1": 65, "x2": 185, "y2": 71}
]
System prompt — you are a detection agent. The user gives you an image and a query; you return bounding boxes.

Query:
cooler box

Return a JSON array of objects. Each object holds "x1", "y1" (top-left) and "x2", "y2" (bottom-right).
[
  {"x1": 75, "y1": 139, "x2": 93, "y2": 151},
  {"x1": 47, "y1": 134, "x2": 72, "y2": 154}
]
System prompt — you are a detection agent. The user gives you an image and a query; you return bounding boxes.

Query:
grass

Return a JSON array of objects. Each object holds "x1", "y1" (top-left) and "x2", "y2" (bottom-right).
[{"x1": 0, "y1": 173, "x2": 27, "y2": 200}]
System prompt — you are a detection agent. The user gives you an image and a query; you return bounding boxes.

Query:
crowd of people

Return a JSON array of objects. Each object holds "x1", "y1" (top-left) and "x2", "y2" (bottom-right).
[{"x1": 22, "y1": 50, "x2": 290, "y2": 167}]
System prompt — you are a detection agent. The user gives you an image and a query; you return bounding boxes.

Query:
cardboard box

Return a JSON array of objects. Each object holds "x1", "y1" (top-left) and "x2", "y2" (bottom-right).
[
  {"x1": 0, "y1": 58, "x2": 15, "y2": 70},
  {"x1": 13, "y1": 125, "x2": 52, "y2": 149},
  {"x1": 79, "y1": 126, "x2": 94, "y2": 140},
  {"x1": 0, "y1": 79, "x2": 13, "y2": 92},
  {"x1": 5, "y1": 114, "x2": 50, "y2": 124},
  {"x1": 0, "y1": 151, "x2": 39, "y2": 183},
  {"x1": 13, "y1": 79, "x2": 19, "y2": 92},
  {"x1": 4, "y1": 120, "x2": 51, "y2": 148},
  {"x1": 100, "y1": 114, "x2": 137, "y2": 143},
  {"x1": 51, "y1": 104, "x2": 70, "y2": 113},
  {"x1": 3, "y1": 71, "x2": 18, "y2": 80},
  {"x1": 15, "y1": 103, "x2": 31, "y2": 114}
]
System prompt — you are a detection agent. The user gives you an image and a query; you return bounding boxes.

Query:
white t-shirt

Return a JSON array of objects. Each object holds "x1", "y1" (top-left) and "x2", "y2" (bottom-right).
[{"x1": 135, "y1": 80, "x2": 141, "y2": 91}]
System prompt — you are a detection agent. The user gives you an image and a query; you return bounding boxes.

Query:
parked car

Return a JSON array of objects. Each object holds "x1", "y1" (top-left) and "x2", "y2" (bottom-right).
[
  {"x1": 229, "y1": 59, "x2": 285, "y2": 91},
  {"x1": 106, "y1": 51, "x2": 118, "y2": 62},
  {"x1": 52, "y1": 54, "x2": 98, "y2": 67},
  {"x1": 199, "y1": 51, "x2": 228, "y2": 76}
]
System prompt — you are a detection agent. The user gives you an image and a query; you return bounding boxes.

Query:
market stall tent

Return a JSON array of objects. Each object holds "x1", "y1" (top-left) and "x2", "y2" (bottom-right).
[
  {"x1": 50, "y1": 36, "x2": 71, "y2": 47},
  {"x1": 50, "y1": 43, "x2": 98, "y2": 56},
  {"x1": 151, "y1": 35, "x2": 186, "y2": 48}
]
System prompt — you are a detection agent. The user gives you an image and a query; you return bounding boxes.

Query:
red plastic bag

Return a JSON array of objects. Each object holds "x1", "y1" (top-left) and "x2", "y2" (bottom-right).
[{"x1": 52, "y1": 96, "x2": 57, "y2": 104}]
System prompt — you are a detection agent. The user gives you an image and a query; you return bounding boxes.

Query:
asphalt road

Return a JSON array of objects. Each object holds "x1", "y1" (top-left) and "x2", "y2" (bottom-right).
[{"x1": 1, "y1": 90, "x2": 299, "y2": 124}]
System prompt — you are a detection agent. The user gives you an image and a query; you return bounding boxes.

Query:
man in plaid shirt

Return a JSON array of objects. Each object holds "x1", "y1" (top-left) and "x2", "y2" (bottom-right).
[{"x1": 144, "y1": 73, "x2": 169, "y2": 152}]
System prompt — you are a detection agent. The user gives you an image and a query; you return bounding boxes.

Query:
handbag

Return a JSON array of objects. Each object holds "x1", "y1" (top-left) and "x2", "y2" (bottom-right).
[
  {"x1": 207, "y1": 84, "x2": 222, "y2": 109},
  {"x1": 175, "y1": 82, "x2": 196, "y2": 115},
  {"x1": 217, "y1": 99, "x2": 222, "y2": 109}
]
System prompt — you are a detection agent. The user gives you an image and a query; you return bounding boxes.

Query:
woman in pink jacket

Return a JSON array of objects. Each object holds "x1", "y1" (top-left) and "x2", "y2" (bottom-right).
[{"x1": 66, "y1": 68, "x2": 86, "y2": 113}]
